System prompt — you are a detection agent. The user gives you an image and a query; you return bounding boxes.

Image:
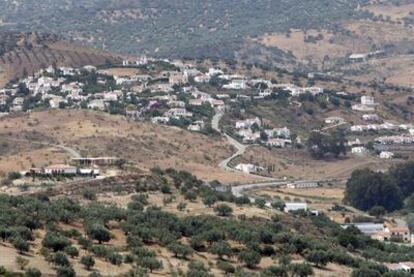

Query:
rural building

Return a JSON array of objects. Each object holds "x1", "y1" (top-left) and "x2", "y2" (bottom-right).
[
  {"x1": 72, "y1": 157, "x2": 121, "y2": 166},
  {"x1": 284, "y1": 203, "x2": 308, "y2": 213},
  {"x1": 325, "y1": 116, "x2": 345, "y2": 124},
  {"x1": 362, "y1": 114, "x2": 380, "y2": 121},
  {"x1": 351, "y1": 147, "x2": 368, "y2": 155},
  {"x1": 379, "y1": 151, "x2": 394, "y2": 159},
  {"x1": 385, "y1": 262, "x2": 414, "y2": 274},
  {"x1": 342, "y1": 223, "x2": 384, "y2": 236},
  {"x1": 235, "y1": 163, "x2": 260, "y2": 174},
  {"x1": 44, "y1": 164, "x2": 77, "y2": 175},
  {"x1": 266, "y1": 138, "x2": 292, "y2": 148},
  {"x1": 235, "y1": 117, "x2": 261, "y2": 129},
  {"x1": 286, "y1": 182, "x2": 318, "y2": 189},
  {"x1": 361, "y1": 96, "x2": 376, "y2": 106},
  {"x1": 386, "y1": 227, "x2": 411, "y2": 242}
]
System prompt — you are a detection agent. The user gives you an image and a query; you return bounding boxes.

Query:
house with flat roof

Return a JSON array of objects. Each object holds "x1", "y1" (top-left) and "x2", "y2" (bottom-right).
[{"x1": 284, "y1": 203, "x2": 308, "y2": 213}]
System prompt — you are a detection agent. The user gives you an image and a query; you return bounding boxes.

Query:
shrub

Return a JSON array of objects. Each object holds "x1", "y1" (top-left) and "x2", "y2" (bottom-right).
[
  {"x1": 12, "y1": 236, "x2": 30, "y2": 253},
  {"x1": 42, "y1": 232, "x2": 70, "y2": 252},
  {"x1": 64, "y1": 246, "x2": 79, "y2": 258},
  {"x1": 86, "y1": 224, "x2": 111, "y2": 244},
  {"x1": 238, "y1": 250, "x2": 261, "y2": 268},
  {"x1": 56, "y1": 266, "x2": 76, "y2": 277},
  {"x1": 24, "y1": 267, "x2": 42, "y2": 277},
  {"x1": 16, "y1": 256, "x2": 29, "y2": 270},
  {"x1": 80, "y1": 255, "x2": 95, "y2": 270},
  {"x1": 107, "y1": 252, "x2": 123, "y2": 266},
  {"x1": 214, "y1": 204, "x2": 233, "y2": 217},
  {"x1": 216, "y1": 260, "x2": 235, "y2": 274},
  {"x1": 139, "y1": 257, "x2": 163, "y2": 273},
  {"x1": 167, "y1": 242, "x2": 193, "y2": 259},
  {"x1": 53, "y1": 252, "x2": 70, "y2": 267}
]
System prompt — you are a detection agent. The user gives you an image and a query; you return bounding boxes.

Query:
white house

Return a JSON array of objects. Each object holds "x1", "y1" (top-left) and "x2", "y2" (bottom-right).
[
  {"x1": 87, "y1": 99, "x2": 106, "y2": 111},
  {"x1": 325, "y1": 117, "x2": 345, "y2": 124},
  {"x1": 44, "y1": 164, "x2": 77, "y2": 175},
  {"x1": 266, "y1": 138, "x2": 292, "y2": 148},
  {"x1": 380, "y1": 151, "x2": 394, "y2": 159},
  {"x1": 194, "y1": 75, "x2": 210, "y2": 83},
  {"x1": 284, "y1": 203, "x2": 308, "y2": 213},
  {"x1": 265, "y1": 127, "x2": 291, "y2": 139},
  {"x1": 151, "y1": 116, "x2": 170, "y2": 124},
  {"x1": 208, "y1": 68, "x2": 224, "y2": 77},
  {"x1": 48, "y1": 96, "x2": 65, "y2": 109},
  {"x1": 235, "y1": 117, "x2": 261, "y2": 129},
  {"x1": 349, "y1": 53, "x2": 368, "y2": 62},
  {"x1": 352, "y1": 104, "x2": 375, "y2": 112},
  {"x1": 342, "y1": 223, "x2": 384, "y2": 236},
  {"x1": 235, "y1": 163, "x2": 260, "y2": 174},
  {"x1": 361, "y1": 96, "x2": 376, "y2": 106},
  {"x1": 169, "y1": 71, "x2": 189, "y2": 85},
  {"x1": 164, "y1": 108, "x2": 193, "y2": 118},
  {"x1": 188, "y1": 120, "x2": 205, "y2": 132},
  {"x1": 352, "y1": 147, "x2": 368, "y2": 155},
  {"x1": 362, "y1": 114, "x2": 380, "y2": 121},
  {"x1": 287, "y1": 182, "x2": 318, "y2": 189},
  {"x1": 223, "y1": 79, "x2": 247, "y2": 90}
]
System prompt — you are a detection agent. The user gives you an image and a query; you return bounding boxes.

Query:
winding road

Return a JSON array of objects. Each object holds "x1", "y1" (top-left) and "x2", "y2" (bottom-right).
[
  {"x1": 211, "y1": 109, "x2": 346, "y2": 198},
  {"x1": 212, "y1": 110, "x2": 248, "y2": 172}
]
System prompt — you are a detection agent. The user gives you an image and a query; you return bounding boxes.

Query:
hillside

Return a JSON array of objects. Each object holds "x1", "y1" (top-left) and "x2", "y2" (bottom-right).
[
  {"x1": 0, "y1": 109, "x2": 255, "y2": 183},
  {"x1": 0, "y1": 32, "x2": 122, "y2": 87},
  {"x1": 1, "y1": 168, "x2": 413, "y2": 277},
  {"x1": 0, "y1": 0, "x2": 366, "y2": 60}
]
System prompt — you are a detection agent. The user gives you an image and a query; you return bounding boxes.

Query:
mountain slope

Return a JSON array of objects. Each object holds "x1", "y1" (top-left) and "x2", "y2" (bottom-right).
[
  {"x1": 0, "y1": 0, "x2": 367, "y2": 60},
  {"x1": 0, "y1": 32, "x2": 122, "y2": 87}
]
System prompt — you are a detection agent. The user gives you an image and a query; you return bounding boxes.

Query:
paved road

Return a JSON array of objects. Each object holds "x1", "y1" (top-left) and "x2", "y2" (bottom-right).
[{"x1": 212, "y1": 110, "x2": 248, "y2": 172}]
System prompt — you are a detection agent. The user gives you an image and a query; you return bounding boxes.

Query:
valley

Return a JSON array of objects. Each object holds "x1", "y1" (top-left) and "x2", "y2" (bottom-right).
[{"x1": 1, "y1": 1, "x2": 414, "y2": 276}]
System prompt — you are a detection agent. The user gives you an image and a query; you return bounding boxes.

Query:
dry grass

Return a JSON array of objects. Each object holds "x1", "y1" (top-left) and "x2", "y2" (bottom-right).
[
  {"x1": 0, "y1": 110, "x2": 257, "y2": 183},
  {"x1": 237, "y1": 146, "x2": 394, "y2": 180},
  {"x1": 364, "y1": 3, "x2": 414, "y2": 21},
  {"x1": 256, "y1": 29, "x2": 351, "y2": 61},
  {"x1": 0, "y1": 34, "x2": 121, "y2": 89},
  {"x1": 98, "y1": 67, "x2": 142, "y2": 77},
  {"x1": 345, "y1": 20, "x2": 414, "y2": 45},
  {"x1": 0, "y1": 226, "x2": 132, "y2": 277}
]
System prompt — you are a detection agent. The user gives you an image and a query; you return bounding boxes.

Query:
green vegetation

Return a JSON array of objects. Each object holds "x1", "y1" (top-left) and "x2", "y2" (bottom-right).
[
  {"x1": 0, "y1": 1, "x2": 371, "y2": 59},
  {"x1": 307, "y1": 130, "x2": 347, "y2": 160},
  {"x1": 1, "y1": 168, "x2": 414, "y2": 275},
  {"x1": 344, "y1": 161, "x2": 414, "y2": 212}
]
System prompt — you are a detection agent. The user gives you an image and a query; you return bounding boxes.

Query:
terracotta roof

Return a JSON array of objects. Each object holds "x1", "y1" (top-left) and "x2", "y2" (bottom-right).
[{"x1": 389, "y1": 227, "x2": 409, "y2": 233}]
